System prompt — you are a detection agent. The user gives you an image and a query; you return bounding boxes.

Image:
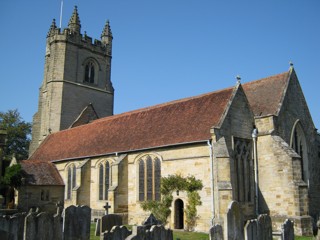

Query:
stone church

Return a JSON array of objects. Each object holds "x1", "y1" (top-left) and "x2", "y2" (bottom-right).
[{"x1": 18, "y1": 7, "x2": 320, "y2": 235}]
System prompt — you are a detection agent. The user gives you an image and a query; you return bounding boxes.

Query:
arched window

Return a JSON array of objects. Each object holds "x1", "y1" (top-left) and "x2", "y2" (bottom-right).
[
  {"x1": 137, "y1": 155, "x2": 161, "y2": 201},
  {"x1": 66, "y1": 164, "x2": 77, "y2": 200},
  {"x1": 234, "y1": 137, "x2": 253, "y2": 203},
  {"x1": 84, "y1": 61, "x2": 95, "y2": 84},
  {"x1": 291, "y1": 121, "x2": 308, "y2": 182},
  {"x1": 98, "y1": 161, "x2": 111, "y2": 200}
]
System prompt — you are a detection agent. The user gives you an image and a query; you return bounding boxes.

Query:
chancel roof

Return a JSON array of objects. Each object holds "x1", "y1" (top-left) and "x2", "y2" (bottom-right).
[
  {"x1": 242, "y1": 71, "x2": 290, "y2": 117},
  {"x1": 29, "y1": 69, "x2": 291, "y2": 163},
  {"x1": 20, "y1": 160, "x2": 64, "y2": 185}
]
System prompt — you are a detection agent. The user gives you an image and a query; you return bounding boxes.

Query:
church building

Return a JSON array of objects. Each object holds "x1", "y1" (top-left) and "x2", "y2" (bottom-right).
[{"x1": 19, "y1": 7, "x2": 320, "y2": 236}]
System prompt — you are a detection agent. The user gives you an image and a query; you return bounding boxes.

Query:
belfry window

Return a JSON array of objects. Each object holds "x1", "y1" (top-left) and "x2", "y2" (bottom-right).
[
  {"x1": 138, "y1": 155, "x2": 161, "y2": 201},
  {"x1": 98, "y1": 161, "x2": 110, "y2": 200},
  {"x1": 84, "y1": 62, "x2": 95, "y2": 84},
  {"x1": 66, "y1": 164, "x2": 77, "y2": 200},
  {"x1": 234, "y1": 138, "x2": 253, "y2": 203}
]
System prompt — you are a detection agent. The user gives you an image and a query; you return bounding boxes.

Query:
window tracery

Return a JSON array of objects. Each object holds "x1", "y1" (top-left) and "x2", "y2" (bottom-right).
[{"x1": 138, "y1": 155, "x2": 161, "y2": 201}]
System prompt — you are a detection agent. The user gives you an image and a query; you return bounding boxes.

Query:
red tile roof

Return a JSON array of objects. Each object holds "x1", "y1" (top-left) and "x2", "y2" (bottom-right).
[
  {"x1": 243, "y1": 71, "x2": 290, "y2": 117},
  {"x1": 21, "y1": 160, "x2": 64, "y2": 185},
  {"x1": 29, "y1": 70, "x2": 291, "y2": 163},
  {"x1": 29, "y1": 87, "x2": 235, "y2": 162}
]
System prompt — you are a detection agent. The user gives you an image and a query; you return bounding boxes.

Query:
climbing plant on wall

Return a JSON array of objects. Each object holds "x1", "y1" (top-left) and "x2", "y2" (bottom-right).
[{"x1": 140, "y1": 174, "x2": 203, "y2": 231}]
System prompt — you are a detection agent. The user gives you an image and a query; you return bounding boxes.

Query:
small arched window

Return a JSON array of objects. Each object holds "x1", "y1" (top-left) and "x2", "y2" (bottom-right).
[
  {"x1": 66, "y1": 164, "x2": 77, "y2": 200},
  {"x1": 98, "y1": 161, "x2": 110, "y2": 200},
  {"x1": 138, "y1": 155, "x2": 161, "y2": 201},
  {"x1": 84, "y1": 61, "x2": 95, "y2": 84}
]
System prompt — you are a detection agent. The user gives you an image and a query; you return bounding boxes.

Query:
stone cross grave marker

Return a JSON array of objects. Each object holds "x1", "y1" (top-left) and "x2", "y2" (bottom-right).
[{"x1": 103, "y1": 202, "x2": 111, "y2": 215}]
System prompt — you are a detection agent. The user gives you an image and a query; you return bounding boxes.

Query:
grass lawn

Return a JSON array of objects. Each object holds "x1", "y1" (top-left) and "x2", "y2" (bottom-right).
[{"x1": 90, "y1": 223, "x2": 314, "y2": 240}]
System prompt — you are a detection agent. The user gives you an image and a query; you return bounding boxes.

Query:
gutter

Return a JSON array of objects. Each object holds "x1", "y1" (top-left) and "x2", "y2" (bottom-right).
[{"x1": 51, "y1": 139, "x2": 209, "y2": 163}]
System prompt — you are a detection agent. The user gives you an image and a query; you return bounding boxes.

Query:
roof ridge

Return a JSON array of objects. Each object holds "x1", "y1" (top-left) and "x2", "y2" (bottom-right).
[
  {"x1": 242, "y1": 71, "x2": 289, "y2": 86},
  {"x1": 92, "y1": 86, "x2": 234, "y2": 124}
]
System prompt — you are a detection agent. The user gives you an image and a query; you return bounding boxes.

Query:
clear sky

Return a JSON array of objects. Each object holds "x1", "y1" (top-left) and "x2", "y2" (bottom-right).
[{"x1": 1, "y1": 1, "x2": 319, "y2": 129}]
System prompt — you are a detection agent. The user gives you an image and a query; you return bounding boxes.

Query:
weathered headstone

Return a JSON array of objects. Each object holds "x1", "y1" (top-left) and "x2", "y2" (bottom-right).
[
  {"x1": 257, "y1": 214, "x2": 272, "y2": 240},
  {"x1": 281, "y1": 219, "x2": 294, "y2": 240},
  {"x1": 225, "y1": 201, "x2": 244, "y2": 240},
  {"x1": 125, "y1": 225, "x2": 148, "y2": 240},
  {"x1": 100, "y1": 214, "x2": 123, "y2": 234},
  {"x1": 149, "y1": 225, "x2": 173, "y2": 240},
  {"x1": 209, "y1": 224, "x2": 223, "y2": 240},
  {"x1": 316, "y1": 218, "x2": 320, "y2": 240},
  {"x1": 53, "y1": 211, "x2": 63, "y2": 240},
  {"x1": 9, "y1": 212, "x2": 26, "y2": 240},
  {"x1": 25, "y1": 211, "x2": 62, "y2": 240},
  {"x1": 244, "y1": 219, "x2": 257, "y2": 240},
  {"x1": 101, "y1": 225, "x2": 132, "y2": 240},
  {"x1": 143, "y1": 213, "x2": 162, "y2": 227},
  {"x1": 63, "y1": 205, "x2": 91, "y2": 240},
  {"x1": 95, "y1": 218, "x2": 101, "y2": 236}
]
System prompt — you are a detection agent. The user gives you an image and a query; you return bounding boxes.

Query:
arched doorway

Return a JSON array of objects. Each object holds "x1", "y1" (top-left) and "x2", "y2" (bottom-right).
[{"x1": 174, "y1": 199, "x2": 184, "y2": 229}]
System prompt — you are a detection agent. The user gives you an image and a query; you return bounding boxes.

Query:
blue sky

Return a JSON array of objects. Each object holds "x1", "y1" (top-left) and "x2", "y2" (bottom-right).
[{"x1": 1, "y1": 1, "x2": 319, "y2": 129}]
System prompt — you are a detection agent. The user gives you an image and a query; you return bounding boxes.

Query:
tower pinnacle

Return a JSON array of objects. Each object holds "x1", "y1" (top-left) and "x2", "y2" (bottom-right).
[
  {"x1": 68, "y1": 6, "x2": 81, "y2": 34},
  {"x1": 47, "y1": 19, "x2": 57, "y2": 37},
  {"x1": 101, "y1": 20, "x2": 113, "y2": 44}
]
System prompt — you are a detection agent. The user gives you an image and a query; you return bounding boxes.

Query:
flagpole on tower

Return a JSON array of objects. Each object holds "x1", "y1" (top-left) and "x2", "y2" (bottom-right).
[{"x1": 59, "y1": 0, "x2": 64, "y2": 28}]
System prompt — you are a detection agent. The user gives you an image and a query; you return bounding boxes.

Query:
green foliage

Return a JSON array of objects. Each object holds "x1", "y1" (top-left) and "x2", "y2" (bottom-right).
[
  {"x1": 0, "y1": 109, "x2": 31, "y2": 161},
  {"x1": 185, "y1": 191, "x2": 202, "y2": 231},
  {"x1": 140, "y1": 174, "x2": 203, "y2": 229},
  {"x1": 140, "y1": 196, "x2": 173, "y2": 224},
  {"x1": 2, "y1": 163, "x2": 23, "y2": 188}
]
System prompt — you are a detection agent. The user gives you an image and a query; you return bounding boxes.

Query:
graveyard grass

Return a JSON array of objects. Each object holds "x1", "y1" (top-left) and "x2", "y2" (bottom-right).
[{"x1": 90, "y1": 224, "x2": 314, "y2": 240}]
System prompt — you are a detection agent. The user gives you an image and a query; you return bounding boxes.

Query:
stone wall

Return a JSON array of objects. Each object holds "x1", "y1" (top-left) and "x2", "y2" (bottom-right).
[{"x1": 17, "y1": 185, "x2": 64, "y2": 214}]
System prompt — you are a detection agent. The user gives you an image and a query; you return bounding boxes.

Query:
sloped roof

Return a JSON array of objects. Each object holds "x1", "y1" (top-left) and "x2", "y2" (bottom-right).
[
  {"x1": 21, "y1": 160, "x2": 64, "y2": 185},
  {"x1": 29, "y1": 69, "x2": 291, "y2": 163},
  {"x1": 243, "y1": 71, "x2": 290, "y2": 117},
  {"x1": 29, "y1": 87, "x2": 235, "y2": 162}
]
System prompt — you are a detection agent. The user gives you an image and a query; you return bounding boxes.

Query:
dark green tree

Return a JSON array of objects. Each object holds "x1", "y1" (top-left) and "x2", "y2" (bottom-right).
[{"x1": 0, "y1": 109, "x2": 31, "y2": 162}]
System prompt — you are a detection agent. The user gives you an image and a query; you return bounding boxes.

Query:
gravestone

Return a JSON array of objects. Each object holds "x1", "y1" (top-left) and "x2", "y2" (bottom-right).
[
  {"x1": 101, "y1": 225, "x2": 132, "y2": 240},
  {"x1": 100, "y1": 214, "x2": 123, "y2": 234},
  {"x1": 150, "y1": 224, "x2": 173, "y2": 240},
  {"x1": 244, "y1": 220, "x2": 257, "y2": 240},
  {"x1": 95, "y1": 218, "x2": 101, "y2": 236},
  {"x1": 53, "y1": 211, "x2": 63, "y2": 240},
  {"x1": 8, "y1": 212, "x2": 26, "y2": 240},
  {"x1": 225, "y1": 201, "x2": 244, "y2": 240},
  {"x1": 257, "y1": 214, "x2": 272, "y2": 240},
  {"x1": 25, "y1": 211, "x2": 62, "y2": 240},
  {"x1": 209, "y1": 224, "x2": 223, "y2": 240},
  {"x1": 63, "y1": 205, "x2": 91, "y2": 240},
  {"x1": 317, "y1": 218, "x2": 320, "y2": 240},
  {"x1": 281, "y1": 219, "x2": 294, "y2": 240},
  {"x1": 125, "y1": 226, "x2": 148, "y2": 240},
  {"x1": 143, "y1": 213, "x2": 162, "y2": 227}
]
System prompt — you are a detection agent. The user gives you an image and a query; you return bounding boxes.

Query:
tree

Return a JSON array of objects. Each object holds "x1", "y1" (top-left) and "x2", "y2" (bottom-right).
[{"x1": 0, "y1": 109, "x2": 31, "y2": 162}]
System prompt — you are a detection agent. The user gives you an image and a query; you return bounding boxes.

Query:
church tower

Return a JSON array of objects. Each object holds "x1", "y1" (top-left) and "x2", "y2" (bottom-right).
[{"x1": 29, "y1": 6, "x2": 114, "y2": 155}]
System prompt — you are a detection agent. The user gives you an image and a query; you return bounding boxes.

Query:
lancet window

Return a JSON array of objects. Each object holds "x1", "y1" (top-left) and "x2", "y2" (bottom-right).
[
  {"x1": 66, "y1": 164, "x2": 77, "y2": 200},
  {"x1": 138, "y1": 155, "x2": 161, "y2": 201},
  {"x1": 291, "y1": 122, "x2": 308, "y2": 182},
  {"x1": 84, "y1": 61, "x2": 95, "y2": 84},
  {"x1": 98, "y1": 161, "x2": 110, "y2": 200}
]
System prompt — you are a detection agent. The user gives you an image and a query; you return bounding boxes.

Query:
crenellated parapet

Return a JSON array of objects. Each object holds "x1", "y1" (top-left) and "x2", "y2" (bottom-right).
[{"x1": 46, "y1": 6, "x2": 112, "y2": 56}]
